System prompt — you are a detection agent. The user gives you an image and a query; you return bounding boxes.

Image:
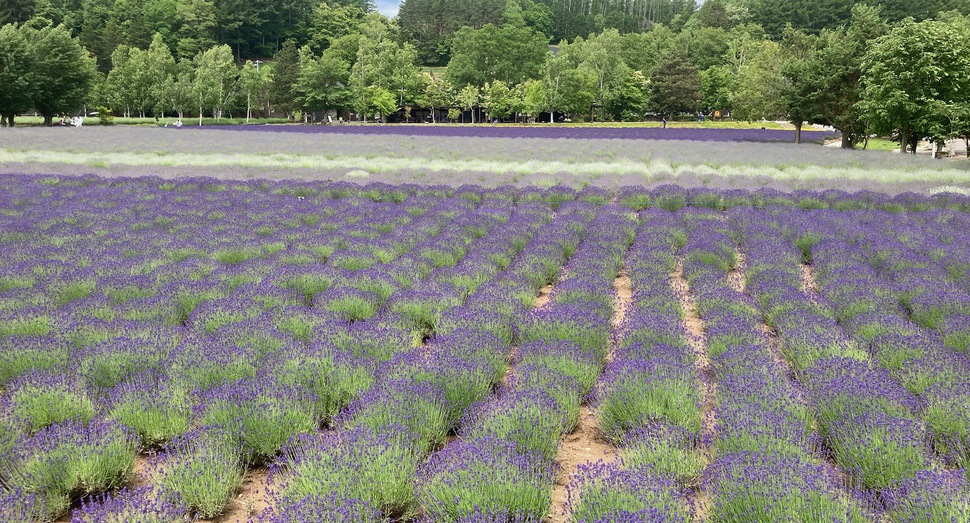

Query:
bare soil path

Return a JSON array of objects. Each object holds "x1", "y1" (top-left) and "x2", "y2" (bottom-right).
[
  {"x1": 545, "y1": 270, "x2": 631, "y2": 523},
  {"x1": 671, "y1": 258, "x2": 714, "y2": 521}
]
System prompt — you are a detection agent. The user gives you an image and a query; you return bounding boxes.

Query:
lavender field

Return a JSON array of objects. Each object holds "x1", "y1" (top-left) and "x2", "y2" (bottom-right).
[
  {"x1": 2, "y1": 174, "x2": 970, "y2": 523},
  {"x1": 2, "y1": 126, "x2": 969, "y2": 194}
]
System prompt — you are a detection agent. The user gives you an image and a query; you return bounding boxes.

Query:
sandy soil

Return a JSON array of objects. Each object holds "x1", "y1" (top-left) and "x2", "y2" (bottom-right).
[
  {"x1": 671, "y1": 259, "x2": 714, "y2": 521},
  {"x1": 534, "y1": 283, "x2": 555, "y2": 308},
  {"x1": 202, "y1": 468, "x2": 272, "y2": 523},
  {"x1": 545, "y1": 271, "x2": 631, "y2": 523}
]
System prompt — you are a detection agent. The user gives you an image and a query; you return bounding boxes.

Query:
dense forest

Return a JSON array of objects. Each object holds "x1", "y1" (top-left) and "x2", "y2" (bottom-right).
[
  {"x1": 2, "y1": 0, "x2": 970, "y2": 152},
  {"x1": 3, "y1": 0, "x2": 969, "y2": 64}
]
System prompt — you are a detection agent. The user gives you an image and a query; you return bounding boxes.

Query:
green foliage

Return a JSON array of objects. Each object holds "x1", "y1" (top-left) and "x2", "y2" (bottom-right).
[
  {"x1": 649, "y1": 52, "x2": 701, "y2": 118},
  {"x1": 447, "y1": 23, "x2": 548, "y2": 88},
  {"x1": 160, "y1": 430, "x2": 244, "y2": 519},
  {"x1": 25, "y1": 25, "x2": 98, "y2": 125},
  {"x1": 860, "y1": 17, "x2": 970, "y2": 152}
]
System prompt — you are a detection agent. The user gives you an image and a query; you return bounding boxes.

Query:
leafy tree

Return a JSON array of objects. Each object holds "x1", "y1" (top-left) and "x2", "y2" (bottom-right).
[
  {"x1": 521, "y1": 78, "x2": 545, "y2": 122},
  {"x1": 457, "y1": 84, "x2": 480, "y2": 123},
  {"x1": 859, "y1": 18, "x2": 970, "y2": 153},
  {"x1": 162, "y1": 58, "x2": 195, "y2": 119},
  {"x1": 700, "y1": 64, "x2": 734, "y2": 116},
  {"x1": 541, "y1": 43, "x2": 596, "y2": 121},
  {"x1": 0, "y1": 0, "x2": 35, "y2": 26},
  {"x1": 809, "y1": 4, "x2": 887, "y2": 148},
  {"x1": 424, "y1": 74, "x2": 455, "y2": 123},
  {"x1": 732, "y1": 39, "x2": 786, "y2": 121},
  {"x1": 397, "y1": 0, "x2": 506, "y2": 66},
  {"x1": 447, "y1": 23, "x2": 547, "y2": 88},
  {"x1": 175, "y1": 0, "x2": 217, "y2": 59},
  {"x1": 191, "y1": 44, "x2": 237, "y2": 124},
  {"x1": 145, "y1": 33, "x2": 177, "y2": 116},
  {"x1": 482, "y1": 80, "x2": 518, "y2": 121},
  {"x1": 778, "y1": 26, "x2": 816, "y2": 143},
  {"x1": 270, "y1": 39, "x2": 301, "y2": 120},
  {"x1": 295, "y1": 47, "x2": 351, "y2": 118},
  {"x1": 28, "y1": 24, "x2": 98, "y2": 126},
  {"x1": 649, "y1": 52, "x2": 701, "y2": 118},
  {"x1": 308, "y1": 2, "x2": 366, "y2": 53},
  {"x1": 0, "y1": 23, "x2": 37, "y2": 127},
  {"x1": 239, "y1": 60, "x2": 265, "y2": 122}
]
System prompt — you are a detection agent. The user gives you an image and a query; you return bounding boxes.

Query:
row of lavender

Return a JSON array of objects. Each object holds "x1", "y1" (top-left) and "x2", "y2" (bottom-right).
[
  {"x1": 0, "y1": 178, "x2": 570, "y2": 520},
  {"x1": 735, "y1": 207, "x2": 970, "y2": 522},
  {"x1": 677, "y1": 209, "x2": 865, "y2": 521},
  {"x1": 3, "y1": 175, "x2": 970, "y2": 521},
  {"x1": 569, "y1": 211, "x2": 699, "y2": 521}
]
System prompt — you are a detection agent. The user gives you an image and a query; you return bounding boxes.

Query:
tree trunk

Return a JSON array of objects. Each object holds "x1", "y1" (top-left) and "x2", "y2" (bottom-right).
[
  {"x1": 44, "y1": 114, "x2": 54, "y2": 126},
  {"x1": 840, "y1": 134, "x2": 854, "y2": 149},
  {"x1": 431, "y1": 106, "x2": 436, "y2": 124},
  {"x1": 899, "y1": 128, "x2": 909, "y2": 154},
  {"x1": 550, "y1": 111, "x2": 554, "y2": 123},
  {"x1": 794, "y1": 121, "x2": 802, "y2": 144},
  {"x1": 964, "y1": 136, "x2": 969, "y2": 158},
  {"x1": 199, "y1": 106, "x2": 203, "y2": 126}
]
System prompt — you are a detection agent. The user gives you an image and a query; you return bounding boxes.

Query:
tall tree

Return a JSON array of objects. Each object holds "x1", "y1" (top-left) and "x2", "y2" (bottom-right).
[
  {"x1": 446, "y1": 23, "x2": 547, "y2": 88},
  {"x1": 175, "y1": 0, "x2": 217, "y2": 59},
  {"x1": 269, "y1": 39, "x2": 301, "y2": 119},
  {"x1": 295, "y1": 47, "x2": 351, "y2": 118},
  {"x1": 0, "y1": 0, "x2": 36, "y2": 25},
  {"x1": 809, "y1": 4, "x2": 887, "y2": 148},
  {"x1": 649, "y1": 52, "x2": 701, "y2": 118},
  {"x1": 398, "y1": 0, "x2": 507, "y2": 66},
  {"x1": 191, "y1": 44, "x2": 237, "y2": 124},
  {"x1": 0, "y1": 24, "x2": 37, "y2": 127},
  {"x1": 541, "y1": 43, "x2": 596, "y2": 121},
  {"x1": 424, "y1": 74, "x2": 454, "y2": 123},
  {"x1": 28, "y1": 24, "x2": 98, "y2": 125},
  {"x1": 859, "y1": 18, "x2": 970, "y2": 153},
  {"x1": 239, "y1": 59, "x2": 265, "y2": 122},
  {"x1": 732, "y1": 39, "x2": 786, "y2": 121},
  {"x1": 307, "y1": 2, "x2": 366, "y2": 53}
]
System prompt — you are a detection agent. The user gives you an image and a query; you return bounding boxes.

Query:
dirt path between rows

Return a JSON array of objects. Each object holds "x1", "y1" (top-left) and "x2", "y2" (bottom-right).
[
  {"x1": 202, "y1": 467, "x2": 272, "y2": 523},
  {"x1": 671, "y1": 258, "x2": 714, "y2": 521},
  {"x1": 545, "y1": 270, "x2": 630, "y2": 523}
]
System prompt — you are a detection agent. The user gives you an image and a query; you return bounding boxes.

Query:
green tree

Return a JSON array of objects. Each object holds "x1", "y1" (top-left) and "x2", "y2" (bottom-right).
[
  {"x1": 0, "y1": 0, "x2": 35, "y2": 26},
  {"x1": 270, "y1": 39, "x2": 301, "y2": 120},
  {"x1": 295, "y1": 47, "x2": 351, "y2": 119},
  {"x1": 239, "y1": 60, "x2": 265, "y2": 122},
  {"x1": 649, "y1": 52, "x2": 701, "y2": 119},
  {"x1": 28, "y1": 24, "x2": 98, "y2": 126},
  {"x1": 521, "y1": 78, "x2": 545, "y2": 122},
  {"x1": 732, "y1": 39, "x2": 786, "y2": 121},
  {"x1": 446, "y1": 23, "x2": 547, "y2": 88},
  {"x1": 162, "y1": 58, "x2": 195, "y2": 118},
  {"x1": 191, "y1": 44, "x2": 237, "y2": 124},
  {"x1": 146, "y1": 33, "x2": 177, "y2": 116},
  {"x1": 778, "y1": 26, "x2": 817, "y2": 143},
  {"x1": 482, "y1": 80, "x2": 518, "y2": 121},
  {"x1": 0, "y1": 24, "x2": 37, "y2": 127},
  {"x1": 457, "y1": 83, "x2": 480, "y2": 123},
  {"x1": 859, "y1": 18, "x2": 970, "y2": 153},
  {"x1": 308, "y1": 2, "x2": 366, "y2": 53},
  {"x1": 175, "y1": 0, "x2": 217, "y2": 59},
  {"x1": 397, "y1": 0, "x2": 506, "y2": 66},
  {"x1": 424, "y1": 74, "x2": 455, "y2": 123},
  {"x1": 700, "y1": 64, "x2": 734, "y2": 117},
  {"x1": 541, "y1": 43, "x2": 596, "y2": 122}
]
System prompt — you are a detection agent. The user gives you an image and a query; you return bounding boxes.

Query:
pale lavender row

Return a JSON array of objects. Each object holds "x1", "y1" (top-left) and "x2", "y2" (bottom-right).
[{"x1": 195, "y1": 124, "x2": 837, "y2": 143}]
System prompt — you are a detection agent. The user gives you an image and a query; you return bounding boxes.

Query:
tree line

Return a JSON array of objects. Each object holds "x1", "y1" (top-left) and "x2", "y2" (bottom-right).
[{"x1": 2, "y1": 3, "x2": 970, "y2": 152}]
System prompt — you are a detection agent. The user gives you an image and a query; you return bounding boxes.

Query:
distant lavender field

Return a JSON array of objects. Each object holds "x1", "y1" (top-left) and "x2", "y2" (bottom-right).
[
  {"x1": 202, "y1": 124, "x2": 837, "y2": 143},
  {"x1": 0, "y1": 126, "x2": 967, "y2": 194}
]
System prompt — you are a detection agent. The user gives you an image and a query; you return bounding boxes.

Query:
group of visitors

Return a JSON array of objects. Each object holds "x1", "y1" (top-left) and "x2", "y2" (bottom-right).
[{"x1": 58, "y1": 115, "x2": 84, "y2": 127}]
